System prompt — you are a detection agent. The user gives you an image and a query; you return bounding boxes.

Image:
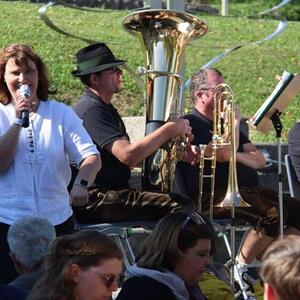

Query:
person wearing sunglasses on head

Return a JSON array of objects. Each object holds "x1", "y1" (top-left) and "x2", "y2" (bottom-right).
[
  {"x1": 27, "y1": 229, "x2": 123, "y2": 300},
  {"x1": 0, "y1": 43, "x2": 101, "y2": 284},
  {"x1": 71, "y1": 43, "x2": 198, "y2": 224},
  {"x1": 116, "y1": 212, "x2": 215, "y2": 300}
]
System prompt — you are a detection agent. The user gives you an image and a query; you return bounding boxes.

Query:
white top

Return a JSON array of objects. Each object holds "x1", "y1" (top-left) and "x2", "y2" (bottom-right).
[{"x1": 0, "y1": 100, "x2": 99, "y2": 225}]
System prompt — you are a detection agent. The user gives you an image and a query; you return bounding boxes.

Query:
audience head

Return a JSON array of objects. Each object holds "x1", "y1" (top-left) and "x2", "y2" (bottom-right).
[
  {"x1": 260, "y1": 235, "x2": 300, "y2": 300},
  {"x1": 7, "y1": 216, "x2": 56, "y2": 273},
  {"x1": 72, "y1": 42, "x2": 126, "y2": 87},
  {"x1": 28, "y1": 229, "x2": 123, "y2": 300},
  {"x1": 0, "y1": 43, "x2": 49, "y2": 105},
  {"x1": 137, "y1": 212, "x2": 216, "y2": 286}
]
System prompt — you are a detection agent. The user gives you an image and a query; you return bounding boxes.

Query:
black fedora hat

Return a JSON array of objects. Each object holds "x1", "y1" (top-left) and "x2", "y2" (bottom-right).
[{"x1": 72, "y1": 43, "x2": 126, "y2": 77}]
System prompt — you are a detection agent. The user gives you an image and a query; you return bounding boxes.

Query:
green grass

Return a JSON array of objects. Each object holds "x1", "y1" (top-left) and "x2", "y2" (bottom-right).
[{"x1": 0, "y1": 1, "x2": 300, "y2": 143}]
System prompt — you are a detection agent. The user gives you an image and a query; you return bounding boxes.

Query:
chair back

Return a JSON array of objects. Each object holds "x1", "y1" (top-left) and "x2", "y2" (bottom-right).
[{"x1": 284, "y1": 154, "x2": 300, "y2": 199}]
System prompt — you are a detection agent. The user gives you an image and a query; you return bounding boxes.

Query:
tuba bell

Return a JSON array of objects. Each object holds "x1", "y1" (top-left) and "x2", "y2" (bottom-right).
[{"x1": 122, "y1": 9, "x2": 207, "y2": 192}]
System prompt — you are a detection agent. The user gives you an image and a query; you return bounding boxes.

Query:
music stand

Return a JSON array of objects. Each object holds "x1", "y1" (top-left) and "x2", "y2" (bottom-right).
[{"x1": 248, "y1": 71, "x2": 300, "y2": 237}]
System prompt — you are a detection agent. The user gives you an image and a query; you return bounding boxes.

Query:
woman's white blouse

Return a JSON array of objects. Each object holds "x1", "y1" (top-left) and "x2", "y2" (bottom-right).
[{"x1": 0, "y1": 100, "x2": 99, "y2": 225}]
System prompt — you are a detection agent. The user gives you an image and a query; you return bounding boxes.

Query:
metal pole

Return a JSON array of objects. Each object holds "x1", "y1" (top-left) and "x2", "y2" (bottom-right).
[
  {"x1": 277, "y1": 136, "x2": 284, "y2": 237},
  {"x1": 166, "y1": 0, "x2": 184, "y2": 11},
  {"x1": 146, "y1": 0, "x2": 163, "y2": 9},
  {"x1": 221, "y1": 0, "x2": 229, "y2": 16},
  {"x1": 270, "y1": 111, "x2": 284, "y2": 238}
]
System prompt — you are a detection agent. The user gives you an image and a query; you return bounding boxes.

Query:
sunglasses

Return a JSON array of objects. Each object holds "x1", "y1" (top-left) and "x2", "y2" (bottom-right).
[
  {"x1": 110, "y1": 66, "x2": 120, "y2": 73},
  {"x1": 88, "y1": 270, "x2": 120, "y2": 288},
  {"x1": 181, "y1": 212, "x2": 206, "y2": 230}
]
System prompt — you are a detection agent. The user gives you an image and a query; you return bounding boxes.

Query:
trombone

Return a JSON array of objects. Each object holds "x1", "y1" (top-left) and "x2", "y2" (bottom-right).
[
  {"x1": 197, "y1": 83, "x2": 252, "y2": 297},
  {"x1": 197, "y1": 83, "x2": 250, "y2": 222}
]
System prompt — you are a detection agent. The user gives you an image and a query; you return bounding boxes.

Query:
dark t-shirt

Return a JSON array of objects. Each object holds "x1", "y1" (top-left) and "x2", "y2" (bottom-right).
[
  {"x1": 73, "y1": 89, "x2": 131, "y2": 190},
  {"x1": 0, "y1": 282, "x2": 28, "y2": 300},
  {"x1": 116, "y1": 276, "x2": 179, "y2": 300},
  {"x1": 176, "y1": 108, "x2": 259, "y2": 200}
]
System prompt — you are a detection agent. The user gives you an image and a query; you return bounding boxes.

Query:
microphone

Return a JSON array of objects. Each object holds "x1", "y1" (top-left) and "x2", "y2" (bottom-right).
[{"x1": 19, "y1": 84, "x2": 31, "y2": 128}]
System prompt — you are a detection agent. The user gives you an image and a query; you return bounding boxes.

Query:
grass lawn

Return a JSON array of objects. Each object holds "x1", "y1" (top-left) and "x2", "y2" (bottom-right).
[{"x1": 0, "y1": 1, "x2": 300, "y2": 143}]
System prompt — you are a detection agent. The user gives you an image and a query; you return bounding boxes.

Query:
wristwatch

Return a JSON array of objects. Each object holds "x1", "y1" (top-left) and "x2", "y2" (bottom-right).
[{"x1": 74, "y1": 179, "x2": 89, "y2": 189}]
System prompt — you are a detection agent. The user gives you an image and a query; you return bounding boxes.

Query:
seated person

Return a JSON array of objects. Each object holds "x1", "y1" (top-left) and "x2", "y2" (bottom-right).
[
  {"x1": 288, "y1": 121, "x2": 300, "y2": 182},
  {"x1": 116, "y1": 212, "x2": 215, "y2": 300},
  {"x1": 27, "y1": 230, "x2": 123, "y2": 300},
  {"x1": 176, "y1": 68, "x2": 300, "y2": 271},
  {"x1": 260, "y1": 235, "x2": 300, "y2": 300},
  {"x1": 71, "y1": 43, "x2": 198, "y2": 224},
  {"x1": 7, "y1": 216, "x2": 56, "y2": 290}
]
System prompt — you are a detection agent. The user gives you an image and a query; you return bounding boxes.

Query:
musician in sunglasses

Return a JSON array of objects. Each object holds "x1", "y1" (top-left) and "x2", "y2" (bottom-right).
[
  {"x1": 28, "y1": 229, "x2": 123, "y2": 300},
  {"x1": 71, "y1": 42, "x2": 199, "y2": 224},
  {"x1": 116, "y1": 212, "x2": 215, "y2": 300}
]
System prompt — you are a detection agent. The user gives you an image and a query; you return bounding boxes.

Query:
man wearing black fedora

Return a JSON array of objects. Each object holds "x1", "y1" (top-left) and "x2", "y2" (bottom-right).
[{"x1": 71, "y1": 42, "x2": 196, "y2": 223}]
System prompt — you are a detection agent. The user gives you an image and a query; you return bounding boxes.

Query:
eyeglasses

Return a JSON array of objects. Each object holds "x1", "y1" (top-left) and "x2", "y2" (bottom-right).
[
  {"x1": 181, "y1": 212, "x2": 206, "y2": 230},
  {"x1": 88, "y1": 270, "x2": 120, "y2": 288},
  {"x1": 201, "y1": 87, "x2": 216, "y2": 92}
]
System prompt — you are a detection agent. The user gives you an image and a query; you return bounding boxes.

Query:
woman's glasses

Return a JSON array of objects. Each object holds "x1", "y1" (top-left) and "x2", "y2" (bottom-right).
[
  {"x1": 88, "y1": 270, "x2": 120, "y2": 288},
  {"x1": 181, "y1": 212, "x2": 206, "y2": 230}
]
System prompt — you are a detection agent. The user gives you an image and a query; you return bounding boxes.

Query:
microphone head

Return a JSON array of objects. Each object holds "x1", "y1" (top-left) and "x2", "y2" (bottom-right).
[{"x1": 19, "y1": 84, "x2": 31, "y2": 98}]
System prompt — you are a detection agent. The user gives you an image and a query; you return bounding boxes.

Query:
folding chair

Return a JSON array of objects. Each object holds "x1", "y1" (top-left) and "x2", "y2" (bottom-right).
[
  {"x1": 284, "y1": 154, "x2": 300, "y2": 199},
  {"x1": 74, "y1": 219, "x2": 153, "y2": 268}
]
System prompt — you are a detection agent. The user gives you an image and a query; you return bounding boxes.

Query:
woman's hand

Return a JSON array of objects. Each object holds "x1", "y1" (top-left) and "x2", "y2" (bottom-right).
[{"x1": 14, "y1": 93, "x2": 31, "y2": 118}]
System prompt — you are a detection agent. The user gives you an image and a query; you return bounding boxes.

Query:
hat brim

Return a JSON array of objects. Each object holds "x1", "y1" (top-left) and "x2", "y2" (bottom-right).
[{"x1": 72, "y1": 60, "x2": 126, "y2": 77}]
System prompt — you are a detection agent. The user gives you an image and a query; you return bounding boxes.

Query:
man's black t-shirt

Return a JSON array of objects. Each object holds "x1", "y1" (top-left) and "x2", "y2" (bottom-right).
[
  {"x1": 73, "y1": 88, "x2": 131, "y2": 190},
  {"x1": 176, "y1": 108, "x2": 259, "y2": 200}
]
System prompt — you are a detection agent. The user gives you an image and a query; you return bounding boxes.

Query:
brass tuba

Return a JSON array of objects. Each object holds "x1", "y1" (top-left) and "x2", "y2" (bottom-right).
[
  {"x1": 122, "y1": 9, "x2": 207, "y2": 192},
  {"x1": 198, "y1": 84, "x2": 250, "y2": 221}
]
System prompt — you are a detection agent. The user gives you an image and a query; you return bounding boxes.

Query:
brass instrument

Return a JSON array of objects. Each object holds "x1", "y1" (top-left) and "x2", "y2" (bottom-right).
[
  {"x1": 123, "y1": 9, "x2": 207, "y2": 192},
  {"x1": 196, "y1": 84, "x2": 252, "y2": 296},
  {"x1": 198, "y1": 84, "x2": 250, "y2": 220}
]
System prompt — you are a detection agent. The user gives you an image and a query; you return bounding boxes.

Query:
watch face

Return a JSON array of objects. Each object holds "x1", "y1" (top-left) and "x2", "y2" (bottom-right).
[{"x1": 80, "y1": 179, "x2": 88, "y2": 187}]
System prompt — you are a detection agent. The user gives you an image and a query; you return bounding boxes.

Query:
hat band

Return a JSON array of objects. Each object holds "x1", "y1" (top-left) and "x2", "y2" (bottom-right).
[{"x1": 77, "y1": 56, "x2": 107, "y2": 73}]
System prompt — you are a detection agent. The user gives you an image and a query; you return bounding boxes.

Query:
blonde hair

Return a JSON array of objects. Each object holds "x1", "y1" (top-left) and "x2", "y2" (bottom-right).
[{"x1": 260, "y1": 235, "x2": 300, "y2": 300}]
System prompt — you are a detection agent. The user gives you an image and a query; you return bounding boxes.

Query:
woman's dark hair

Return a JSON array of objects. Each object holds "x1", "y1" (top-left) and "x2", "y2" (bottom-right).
[
  {"x1": 0, "y1": 44, "x2": 49, "y2": 104},
  {"x1": 137, "y1": 212, "x2": 216, "y2": 272}
]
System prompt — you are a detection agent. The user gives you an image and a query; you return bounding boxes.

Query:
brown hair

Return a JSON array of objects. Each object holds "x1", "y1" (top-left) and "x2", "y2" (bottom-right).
[
  {"x1": 28, "y1": 230, "x2": 123, "y2": 300},
  {"x1": 0, "y1": 44, "x2": 49, "y2": 104},
  {"x1": 137, "y1": 212, "x2": 215, "y2": 272},
  {"x1": 260, "y1": 235, "x2": 300, "y2": 300}
]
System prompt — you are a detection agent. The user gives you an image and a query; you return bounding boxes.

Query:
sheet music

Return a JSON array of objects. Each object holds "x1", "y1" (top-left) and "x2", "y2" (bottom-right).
[{"x1": 249, "y1": 71, "x2": 300, "y2": 132}]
